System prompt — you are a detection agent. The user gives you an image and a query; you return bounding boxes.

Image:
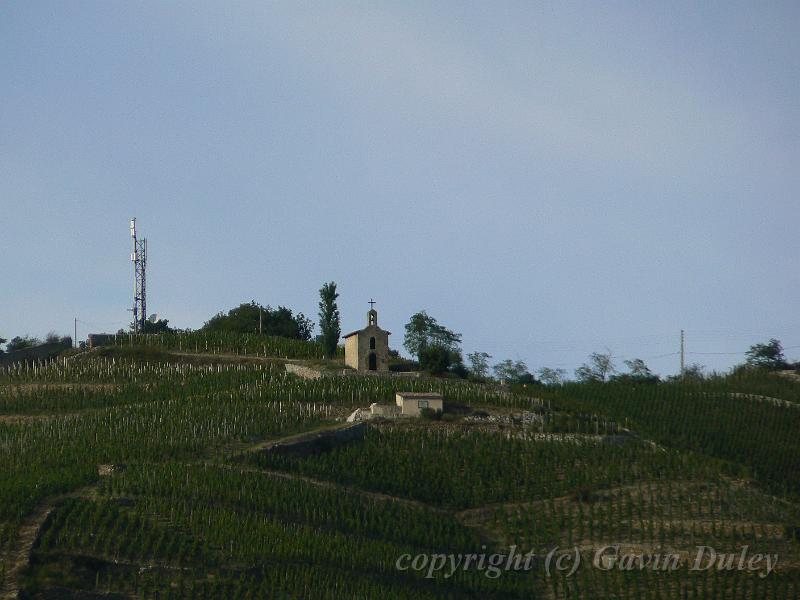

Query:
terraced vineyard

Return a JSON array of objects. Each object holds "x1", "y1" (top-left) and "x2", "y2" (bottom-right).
[
  {"x1": 1, "y1": 342, "x2": 799, "y2": 598},
  {"x1": 107, "y1": 331, "x2": 337, "y2": 361}
]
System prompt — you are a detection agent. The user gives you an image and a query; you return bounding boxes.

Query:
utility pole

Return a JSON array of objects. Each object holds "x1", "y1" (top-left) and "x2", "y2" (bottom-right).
[
  {"x1": 680, "y1": 329, "x2": 685, "y2": 375},
  {"x1": 74, "y1": 317, "x2": 77, "y2": 348}
]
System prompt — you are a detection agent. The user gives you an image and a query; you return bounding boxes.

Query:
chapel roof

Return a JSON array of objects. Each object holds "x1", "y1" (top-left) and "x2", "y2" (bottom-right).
[{"x1": 342, "y1": 325, "x2": 391, "y2": 339}]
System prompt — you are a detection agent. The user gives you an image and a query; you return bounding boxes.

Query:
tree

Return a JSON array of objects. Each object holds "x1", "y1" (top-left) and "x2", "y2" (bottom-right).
[
  {"x1": 141, "y1": 319, "x2": 173, "y2": 334},
  {"x1": 575, "y1": 351, "x2": 615, "y2": 383},
  {"x1": 449, "y1": 352, "x2": 469, "y2": 378},
  {"x1": 128, "y1": 319, "x2": 173, "y2": 334},
  {"x1": 403, "y1": 311, "x2": 462, "y2": 358},
  {"x1": 466, "y1": 351, "x2": 492, "y2": 380},
  {"x1": 624, "y1": 358, "x2": 651, "y2": 378},
  {"x1": 611, "y1": 358, "x2": 659, "y2": 384},
  {"x1": 403, "y1": 311, "x2": 462, "y2": 375},
  {"x1": 420, "y1": 407, "x2": 443, "y2": 421},
  {"x1": 538, "y1": 367, "x2": 567, "y2": 386},
  {"x1": 295, "y1": 313, "x2": 314, "y2": 342},
  {"x1": 683, "y1": 363, "x2": 706, "y2": 379},
  {"x1": 745, "y1": 338, "x2": 786, "y2": 370},
  {"x1": 404, "y1": 312, "x2": 433, "y2": 358},
  {"x1": 318, "y1": 282, "x2": 341, "y2": 359},
  {"x1": 0, "y1": 335, "x2": 6, "y2": 355},
  {"x1": 5, "y1": 335, "x2": 42, "y2": 353},
  {"x1": 493, "y1": 359, "x2": 532, "y2": 384},
  {"x1": 668, "y1": 362, "x2": 705, "y2": 382},
  {"x1": 203, "y1": 302, "x2": 313, "y2": 340},
  {"x1": 419, "y1": 346, "x2": 458, "y2": 375},
  {"x1": 403, "y1": 311, "x2": 461, "y2": 355}
]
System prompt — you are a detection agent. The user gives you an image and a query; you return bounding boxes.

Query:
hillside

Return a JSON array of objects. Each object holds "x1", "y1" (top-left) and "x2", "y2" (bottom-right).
[{"x1": 0, "y1": 338, "x2": 798, "y2": 599}]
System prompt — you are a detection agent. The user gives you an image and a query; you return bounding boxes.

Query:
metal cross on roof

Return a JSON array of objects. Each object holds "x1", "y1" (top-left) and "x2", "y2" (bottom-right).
[{"x1": 368, "y1": 298, "x2": 376, "y2": 309}]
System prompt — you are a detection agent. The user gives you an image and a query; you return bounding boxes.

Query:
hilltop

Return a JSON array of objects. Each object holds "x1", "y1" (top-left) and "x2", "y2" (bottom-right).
[{"x1": 0, "y1": 333, "x2": 798, "y2": 599}]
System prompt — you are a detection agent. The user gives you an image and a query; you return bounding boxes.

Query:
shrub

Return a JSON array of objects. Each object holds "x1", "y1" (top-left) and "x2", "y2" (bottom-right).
[
  {"x1": 418, "y1": 346, "x2": 449, "y2": 374},
  {"x1": 420, "y1": 407, "x2": 443, "y2": 421}
]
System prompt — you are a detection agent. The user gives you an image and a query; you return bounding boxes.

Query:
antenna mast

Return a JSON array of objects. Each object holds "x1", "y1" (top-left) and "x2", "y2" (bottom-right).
[{"x1": 130, "y1": 218, "x2": 147, "y2": 333}]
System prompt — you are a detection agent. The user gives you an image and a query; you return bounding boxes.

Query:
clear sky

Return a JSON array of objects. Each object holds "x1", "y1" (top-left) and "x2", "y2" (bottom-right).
[{"x1": 2, "y1": 2, "x2": 798, "y2": 377}]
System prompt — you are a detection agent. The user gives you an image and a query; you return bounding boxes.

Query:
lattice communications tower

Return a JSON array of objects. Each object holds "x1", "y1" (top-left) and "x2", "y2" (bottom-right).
[{"x1": 130, "y1": 218, "x2": 147, "y2": 333}]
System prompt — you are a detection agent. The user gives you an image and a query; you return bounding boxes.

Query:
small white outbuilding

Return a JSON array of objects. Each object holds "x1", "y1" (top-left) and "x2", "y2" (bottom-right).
[{"x1": 395, "y1": 392, "x2": 444, "y2": 417}]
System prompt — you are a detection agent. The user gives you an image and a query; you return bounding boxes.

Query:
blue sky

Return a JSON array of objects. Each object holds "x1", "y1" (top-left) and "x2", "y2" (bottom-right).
[{"x1": 1, "y1": 1, "x2": 798, "y2": 377}]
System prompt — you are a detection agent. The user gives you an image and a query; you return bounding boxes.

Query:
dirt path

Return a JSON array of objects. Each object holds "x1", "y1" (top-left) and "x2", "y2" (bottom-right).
[
  {"x1": 0, "y1": 414, "x2": 56, "y2": 425},
  {"x1": 0, "y1": 378, "x2": 278, "y2": 427},
  {"x1": 227, "y1": 421, "x2": 354, "y2": 457},
  {"x1": 0, "y1": 383, "x2": 119, "y2": 393},
  {"x1": 729, "y1": 392, "x2": 799, "y2": 408},
  {"x1": 218, "y1": 422, "x2": 449, "y2": 513},
  {"x1": 163, "y1": 351, "x2": 282, "y2": 365},
  {"x1": 0, "y1": 421, "x2": 442, "y2": 598},
  {"x1": 0, "y1": 419, "x2": 352, "y2": 599},
  {"x1": 0, "y1": 383, "x2": 124, "y2": 425},
  {"x1": 0, "y1": 481, "x2": 101, "y2": 600},
  {"x1": 208, "y1": 462, "x2": 449, "y2": 514},
  {"x1": 0, "y1": 403, "x2": 144, "y2": 426}
]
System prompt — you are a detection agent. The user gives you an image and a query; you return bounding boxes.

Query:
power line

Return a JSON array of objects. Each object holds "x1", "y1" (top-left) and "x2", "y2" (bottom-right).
[
  {"x1": 687, "y1": 351, "x2": 748, "y2": 356},
  {"x1": 75, "y1": 319, "x2": 127, "y2": 326},
  {"x1": 686, "y1": 343, "x2": 800, "y2": 356},
  {"x1": 641, "y1": 351, "x2": 681, "y2": 360}
]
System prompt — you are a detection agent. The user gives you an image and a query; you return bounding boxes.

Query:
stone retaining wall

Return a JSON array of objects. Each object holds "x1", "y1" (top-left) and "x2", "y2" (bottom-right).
[
  {"x1": 284, "y1": 363, "x2": 326, "y2": 380},
  {"x1": 285, "y1": 362, "x2": 423, "y2": 380}
]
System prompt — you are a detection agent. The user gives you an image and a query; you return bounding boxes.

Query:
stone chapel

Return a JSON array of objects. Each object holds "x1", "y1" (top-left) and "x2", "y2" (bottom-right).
[{"x1": 343, "y1": 303, "x2": 390, "y2": 372}]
